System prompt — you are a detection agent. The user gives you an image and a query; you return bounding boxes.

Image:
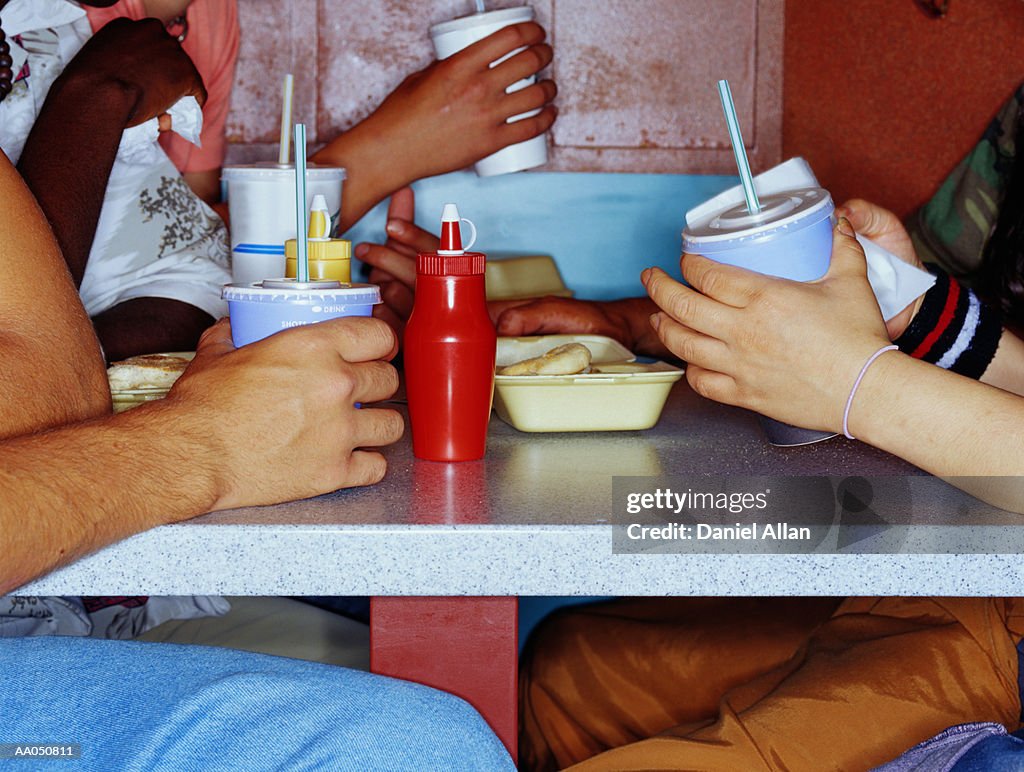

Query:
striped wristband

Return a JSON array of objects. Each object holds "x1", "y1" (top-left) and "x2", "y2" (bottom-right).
[{"x1": 893, "y1": 268, "x2": 1001, "y2": 380}]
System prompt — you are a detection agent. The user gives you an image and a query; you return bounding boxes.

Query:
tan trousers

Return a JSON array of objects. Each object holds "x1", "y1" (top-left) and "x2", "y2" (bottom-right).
[
  {"x1": 519, "y1": 597, "x2": 1024, "y2": 772},
  {"x1": 138, "y1": 596, "x2": 370, "y2": 669}
]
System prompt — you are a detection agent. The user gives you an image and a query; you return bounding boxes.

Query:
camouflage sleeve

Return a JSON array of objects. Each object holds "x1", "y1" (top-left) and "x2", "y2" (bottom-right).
[{"x1": 908, "y1": 84, "x2": 1023, "y2": 287}]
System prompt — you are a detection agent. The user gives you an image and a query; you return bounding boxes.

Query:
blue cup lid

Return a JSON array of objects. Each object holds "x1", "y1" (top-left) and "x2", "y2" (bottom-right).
[{"x1": 222, "y1": 281, "x2": 381, "y2": 305}]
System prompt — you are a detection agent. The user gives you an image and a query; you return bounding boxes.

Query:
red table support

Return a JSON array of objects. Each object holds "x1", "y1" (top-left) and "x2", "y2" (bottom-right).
[{"x1": 370, "y1": 597, "x2": 518, "y2": 762}]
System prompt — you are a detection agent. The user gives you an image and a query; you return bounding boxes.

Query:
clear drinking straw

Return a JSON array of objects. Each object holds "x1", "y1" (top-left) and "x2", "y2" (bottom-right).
[
  {"x1": 474, "y1": 0, "x2": 486, "y2": 12},
  {"x1": 278, "y1": 74, "x2": 294, "y2": 165},
  {"x1": 716, "y1": 79, "x2": 761, "y2": 215},
  {"x1": 294, "y1": 123, "x2": 309, "y2": 283}
]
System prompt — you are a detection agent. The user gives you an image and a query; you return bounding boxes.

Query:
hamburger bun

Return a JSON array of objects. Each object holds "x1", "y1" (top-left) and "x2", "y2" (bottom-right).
[
  {"x1": 499, "y1": 342, "x2": 592, "y2": 376},
  {"x1": 107, "y1": 353, "x2": 193, "y2": 392}
]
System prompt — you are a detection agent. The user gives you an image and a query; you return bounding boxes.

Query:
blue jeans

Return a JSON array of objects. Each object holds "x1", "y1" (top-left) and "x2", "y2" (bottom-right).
[
  {"x1": 874, "y1": 722, "x2": 1024, "y2": 772},
  {"x1": 0, "y1": 637, "x2": 514, "y2": 771},
  {"x1": 952, "y1": 725, "x2": 1024, "y2": 771}
]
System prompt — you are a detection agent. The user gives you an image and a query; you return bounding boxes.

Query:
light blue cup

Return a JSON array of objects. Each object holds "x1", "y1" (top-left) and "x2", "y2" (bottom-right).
[
  {"x1": 682, "y1": 187, "x2": 834, "y2": 281},
  {"x1": 222, "y1": 280, "x2": 381, "y2": 348},
  {"x1": 682, "y1": 187, "x2": 836, "y2": 447}
]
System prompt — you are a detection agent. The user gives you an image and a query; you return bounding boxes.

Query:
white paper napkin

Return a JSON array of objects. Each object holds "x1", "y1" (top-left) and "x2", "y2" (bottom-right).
[
  {"x1": 686, "y1": 157, "x2": 936, "y2": 321},
  {"x1": 117, "y1": 96, "x2": 203, "y2": 166},
  {"x1": 1, "y1": 0, "x2": 84, "y2": 38}
]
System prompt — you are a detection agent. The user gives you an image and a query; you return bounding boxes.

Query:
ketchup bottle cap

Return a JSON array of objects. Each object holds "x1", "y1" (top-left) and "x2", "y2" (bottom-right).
[
  {"x1": 419, "y1": 203, "x2": 485, "y2": 275},
  {"x1": 417, "y1": 253, "x2": 486, "y2": 276}
]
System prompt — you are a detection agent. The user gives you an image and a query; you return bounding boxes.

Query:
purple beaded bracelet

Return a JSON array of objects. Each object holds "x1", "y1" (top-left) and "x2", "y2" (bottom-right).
[{"x1": 843, "y1": 345, "x2": 899, "y2": 440}]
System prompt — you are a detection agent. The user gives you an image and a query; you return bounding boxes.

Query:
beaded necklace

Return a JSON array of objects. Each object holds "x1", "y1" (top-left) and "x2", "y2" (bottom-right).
[
  {"x1": 0, "y1": 14, "x2": 12, "y2": 102},
  {"x1": 166, "y1": 14, "x2": 188, "y2": 43}
]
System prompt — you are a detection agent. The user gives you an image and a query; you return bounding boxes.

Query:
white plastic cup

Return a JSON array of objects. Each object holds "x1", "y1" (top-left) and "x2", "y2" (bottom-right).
[
  {"x1": 430, "y1": 6, "x2": 548, "y2": 177},
  {"x1": 222, "y1": 163, "x2": 347, "y2": 285}
]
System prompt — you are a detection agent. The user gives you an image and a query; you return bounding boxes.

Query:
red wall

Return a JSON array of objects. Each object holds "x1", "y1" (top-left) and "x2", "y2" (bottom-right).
[{"x1": 784, "y1": 0, "x2": 1024, "y2": 219}]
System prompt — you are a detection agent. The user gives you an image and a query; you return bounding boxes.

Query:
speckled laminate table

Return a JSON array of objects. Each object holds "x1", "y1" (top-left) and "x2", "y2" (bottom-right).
[{"x1": 21, "y1": 381, "x2": 1024, "y2": 597}]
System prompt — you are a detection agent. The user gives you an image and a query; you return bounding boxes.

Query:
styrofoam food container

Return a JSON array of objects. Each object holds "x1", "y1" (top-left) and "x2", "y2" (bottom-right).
[
  {"x1": 494, "y1": 334, "x2": 684, "y2": 432},
  {"x1": 112, "y1": 390, "x2": 167, "y2": 413},
  {"x1": 486, "y1": 254, "x2": 572, "y2": 301}
]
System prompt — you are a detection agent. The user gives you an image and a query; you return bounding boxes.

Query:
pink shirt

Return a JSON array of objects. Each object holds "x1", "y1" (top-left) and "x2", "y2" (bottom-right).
[{"x1": 85, "y1": 0, "x2": 239, "y2": 174}]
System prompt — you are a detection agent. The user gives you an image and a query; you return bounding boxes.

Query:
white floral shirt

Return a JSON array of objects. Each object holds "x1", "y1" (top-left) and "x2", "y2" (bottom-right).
[{"x1": 0, "y1": 0, "x2": 229, "y2": 319}]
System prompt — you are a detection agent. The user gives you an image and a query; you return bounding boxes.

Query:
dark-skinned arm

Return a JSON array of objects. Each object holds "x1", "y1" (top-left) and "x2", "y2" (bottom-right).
[
  {"x1": 17, "y1": 74, "x2": 133, "y2": 286},
  {"x1": 16, "y1": 19, "x2": 209, "y2": 359},
  {"x1": 17, "y1": 17, "x2": 206, "y2": 287},
  {"x1": 91, "y1": 298, "x2": 214, "y2": 363},
  {"x1": 22, "y1": 71, "x2": 213, "y2": 358}
]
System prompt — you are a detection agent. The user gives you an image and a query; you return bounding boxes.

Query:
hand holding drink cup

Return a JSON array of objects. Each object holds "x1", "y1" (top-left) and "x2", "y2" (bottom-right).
[
  {"x1": 211, "y1": 125, "x2": 401, "y2": 497},
  {"x1": 643, "y1": 219, "x2": 894, "y2": 438},
  {"x1": 670, "y1": 80, "x2": 840, "y2": 445},
  {"x1": 352, "y1": 4, "x2": 555, "y2": 184},
  {"x1": 165, "y1": 317, "x2": 403, "y2": 509},
  {"x1": 429, "y1": 5, "x2": 555, "y2": 176}
]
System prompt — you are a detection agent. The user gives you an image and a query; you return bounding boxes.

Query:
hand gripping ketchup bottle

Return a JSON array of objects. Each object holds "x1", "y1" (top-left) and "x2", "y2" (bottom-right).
[{"x1": 404, "y1": 203, "x2": 497, "y2": 461}]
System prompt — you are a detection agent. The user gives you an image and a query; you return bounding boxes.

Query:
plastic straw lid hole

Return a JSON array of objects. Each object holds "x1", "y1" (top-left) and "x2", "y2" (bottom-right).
[{"x1": 711, "y1": 193, "x2": 804, "y2": 230}]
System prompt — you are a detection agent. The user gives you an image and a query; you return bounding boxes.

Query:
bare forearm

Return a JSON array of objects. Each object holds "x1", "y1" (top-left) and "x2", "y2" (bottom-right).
[
  {"x1": 93, "y1": 298, "x2": 215, "y2": 362},
  {"x1": 182, "y1": 169, "x2": 222, "y2": 206},
  {"x1": 0, "y1": 154, "x2": 109, "y2": 430},
  {"x1": 17, "y1": 75, "x2": 136, "y2": 286},
  {"x1": 0, "y1": 332, "x2": 110, "y2": 440},
  {"x1": 0, "y1": 401, "x2": 220, "y2": 594},
  {"x1": 981, "y1": 328, "x2": 1024, "y2": 397},
  {"x1": 311, "y1": 122, "x2": 409, "y2": 233},
  {"x1": 852, "y1": 353, "x2": 1024, "y2": 510}
]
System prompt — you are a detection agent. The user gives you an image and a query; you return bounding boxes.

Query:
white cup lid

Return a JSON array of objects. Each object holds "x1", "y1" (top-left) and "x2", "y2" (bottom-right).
[
  {"x1": 683, "y1": 187, "x2": 833, "y2": 245},
  {"x1": 221, "y1": 163, "x2": 347, "y2": 181},
  {"x1": 430, "y1": 6, "x2": 534, "y2": 37}
]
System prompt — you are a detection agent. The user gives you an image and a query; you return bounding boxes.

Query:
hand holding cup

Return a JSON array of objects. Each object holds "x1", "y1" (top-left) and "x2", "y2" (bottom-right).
[
  {"x1": 165, "y1": 316, "x2": 404, "y2": 511},
  {"x1": 355, "y1": 20, "x2": 556, "y2": 184},
  {"x1": 836, "y1": 198, "x2": 926, "y2": 339},
  {"x1": 644, "y1": 219, "x2": 894, "y2": 435}
]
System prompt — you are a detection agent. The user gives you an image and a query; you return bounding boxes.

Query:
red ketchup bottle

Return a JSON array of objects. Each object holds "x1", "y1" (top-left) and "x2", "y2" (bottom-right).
[{"x1": 404, "y1": 203, "x2": 497, "y2": 461}]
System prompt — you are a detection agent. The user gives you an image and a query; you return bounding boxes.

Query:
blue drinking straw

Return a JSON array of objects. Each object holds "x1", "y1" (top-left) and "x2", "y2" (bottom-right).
[
  {"x1": 294, "y1": 123, "x2": 309, "y2": 283},
  {"x1": 717, "y1": 79, "x2": 761, "y2": 215}
]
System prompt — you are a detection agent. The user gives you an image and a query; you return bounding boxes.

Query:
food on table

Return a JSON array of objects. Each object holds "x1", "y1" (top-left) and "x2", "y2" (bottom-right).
[
  {"x1": 499, "y1": 343, "x2": 592, "y2": 376},
  {"x1": 107, "y1": 354, "x2": 191, "y2": 391}
]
